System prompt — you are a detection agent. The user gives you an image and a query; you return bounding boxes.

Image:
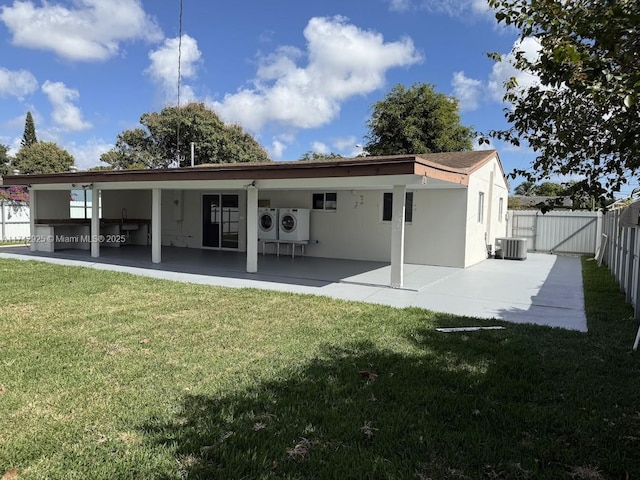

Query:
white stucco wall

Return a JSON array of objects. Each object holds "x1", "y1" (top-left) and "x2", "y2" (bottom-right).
[
  {"x1": 405, "y1": 189, "x2": 468, "y2": 267},
  {"x1": 161, "y1": 190, "x2": 194, "y2": 248},
  {"x1": 160, "y1": 189, "x2": 247, "y2": 251},
  {"x1": 263, "y1": 190, "x2": 389, "y2": 261},
  {"x1": 36, "y1": 190, "x2": 71, "y2": 219},
  {"x1": 464, "y1": 156, "x2": 509, "y2": 267},
  {"x1": 257, "y1": 188, "x2": 467, "y2": 266},
  {"x1": 101, "y1": 190, "x2": 151, "y2": 219}
]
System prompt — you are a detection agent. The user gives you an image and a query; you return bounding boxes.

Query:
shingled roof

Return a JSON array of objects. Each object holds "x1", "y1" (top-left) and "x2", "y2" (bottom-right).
[{"x1": 416, "y1": 150, "x2": 501, "y2": 172}]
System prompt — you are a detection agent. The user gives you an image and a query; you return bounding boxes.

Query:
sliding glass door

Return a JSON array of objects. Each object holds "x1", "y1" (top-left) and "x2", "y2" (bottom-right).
[{"x1": 202, "y1": 194, "x2": 239, "y2": 249}]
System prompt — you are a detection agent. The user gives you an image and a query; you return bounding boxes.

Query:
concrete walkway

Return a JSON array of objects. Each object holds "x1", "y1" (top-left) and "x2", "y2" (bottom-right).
[{"x1": 0, "y1": 246, "x2": 587, "y2": 332}]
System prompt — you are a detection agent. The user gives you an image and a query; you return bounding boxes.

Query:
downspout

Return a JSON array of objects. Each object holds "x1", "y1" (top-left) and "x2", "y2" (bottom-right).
[{"x1": 486, "y1": 168, "x2": 495, "y2": 256}]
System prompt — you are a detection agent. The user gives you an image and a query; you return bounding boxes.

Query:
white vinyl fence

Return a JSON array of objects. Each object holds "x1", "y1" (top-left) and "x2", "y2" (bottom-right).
[
  {"x1": 601, "y1": 209, "x2": 640, "y2": 317},
  {"x1": 599, "y1": 208, "x2": 640, "y2": 350},
  {"x1": 1, "y1": 201, "x2": 30, "y2": 241},
  {"x1": 507, "y1": 210, "x2": 601, "y2": 255},
  {"x1": 508, "y1": 208, "x2": 639, "y2": 348}
]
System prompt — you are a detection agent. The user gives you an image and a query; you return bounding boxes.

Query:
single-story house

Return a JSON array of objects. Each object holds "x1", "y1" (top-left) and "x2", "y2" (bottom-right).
[{"x1": 3, "y1": 150, "x2": 509, "y2": 288}]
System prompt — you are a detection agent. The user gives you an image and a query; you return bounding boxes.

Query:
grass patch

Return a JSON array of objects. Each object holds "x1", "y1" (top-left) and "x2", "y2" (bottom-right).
[
  {"x1": 1, "y1": 257, "x2": 639, "y2": 479},
  {"x1": 0, "y1": 240, "x2": 28, "y2": 247}
]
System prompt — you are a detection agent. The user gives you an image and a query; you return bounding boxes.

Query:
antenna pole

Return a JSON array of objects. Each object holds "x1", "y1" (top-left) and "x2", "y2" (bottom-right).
[{"x1": 176, "y1": 0, "x2": 184, "y2": 166}]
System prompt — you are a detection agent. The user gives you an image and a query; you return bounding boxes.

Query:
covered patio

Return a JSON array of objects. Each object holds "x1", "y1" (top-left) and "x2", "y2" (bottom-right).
[
  {"x1": 0, "y1": 245, "x2": 587, "y2": 331},
  {"x1": 3, "y1": 151, "x2": 509, "y2": 289}
]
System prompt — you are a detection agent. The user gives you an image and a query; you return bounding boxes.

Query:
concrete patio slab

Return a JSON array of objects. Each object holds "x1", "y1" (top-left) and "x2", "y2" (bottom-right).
[{"x1": 0, "y1": 245, "x2": 586, "y2": 332}]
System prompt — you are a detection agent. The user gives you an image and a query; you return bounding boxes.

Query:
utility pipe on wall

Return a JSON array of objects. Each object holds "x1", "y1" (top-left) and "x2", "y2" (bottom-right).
[{"x1": 486, "y1": 167, "x2": 495, "y2": 254}]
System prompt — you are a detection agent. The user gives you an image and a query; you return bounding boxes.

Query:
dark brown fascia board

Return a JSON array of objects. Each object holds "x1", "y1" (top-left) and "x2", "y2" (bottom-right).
[
  {"x1": 2, "y1": 156, "x2": 431, "y2": 186},
  {"x1": 2, "y1": 153, "x2": 498, "y2": 187}
]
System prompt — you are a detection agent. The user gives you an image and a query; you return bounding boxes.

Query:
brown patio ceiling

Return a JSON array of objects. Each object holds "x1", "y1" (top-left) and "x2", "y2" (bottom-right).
[{"x1": 2, "y1": 150, "x2": 500, "y2": 187}]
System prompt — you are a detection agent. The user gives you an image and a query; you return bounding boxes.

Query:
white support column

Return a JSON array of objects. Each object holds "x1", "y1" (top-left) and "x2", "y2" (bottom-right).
[
  {"x1": 390, "y1": 184, "x2": 406, "y2": 288},
  {"x1": 29, "y1": 189, "x2": 36, "y2": 252},
  {"x1": 90, "y1": 186, "x2": 100, "y2": 258},
  {"x1": 152, "y1": 188, "x2": 161, "y2": 264},
  {"x1": 246, "y1": 186, "x2": 258, "y2": 273}
]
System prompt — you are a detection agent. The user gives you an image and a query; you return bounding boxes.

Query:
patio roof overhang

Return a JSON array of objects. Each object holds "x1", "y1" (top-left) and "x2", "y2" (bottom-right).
[
  {"x1": 7, "y1": 150, "x2": 502, "y2": 289},
  {"x1": 2, "y1": 150, "x2": 499, "y2": 191}
]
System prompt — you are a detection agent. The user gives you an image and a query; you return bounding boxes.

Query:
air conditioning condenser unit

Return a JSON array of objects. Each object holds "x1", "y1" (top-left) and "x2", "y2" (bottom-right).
[{"x1": 495, "y1": 237, "x2": 527, "y2": 260}]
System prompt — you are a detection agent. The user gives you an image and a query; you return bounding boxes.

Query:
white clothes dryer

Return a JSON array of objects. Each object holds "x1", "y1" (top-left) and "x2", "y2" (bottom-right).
[
  {"x1": 279, "y1": 208, "x2": 310, "y2": 241},
  {"x1": 258, "y1": 208, "x2": 279, "y2": 240}
]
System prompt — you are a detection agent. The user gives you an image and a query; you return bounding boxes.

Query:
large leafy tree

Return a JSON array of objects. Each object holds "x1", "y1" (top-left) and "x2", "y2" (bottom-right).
[
  {"x1": 100, "y1": 102, "x2": 269, "y2": 169},
  {"x1": 486, "y1": 0, "x2": 639, "y2": 202},
  {"x1": 364, "y1": 83, "x2": 473, "y2": 156},
  {"x1": 514, "y1": 181, "x2": 565, "y2": 196},
  {"x1": 0, "y1": 144, "x2": 12, "y2": 177},
  {"x1": 14, "y1": 142, "x2": 74, "y2": 175},
  {"x1": 21, "y1": 111, "x2": 37, "y2": 148}
]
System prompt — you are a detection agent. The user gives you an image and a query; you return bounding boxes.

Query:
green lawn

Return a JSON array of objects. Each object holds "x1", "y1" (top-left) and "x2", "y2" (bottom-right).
[{"x1": 0, "y1": 257, "x2": 639, "y2": 479}]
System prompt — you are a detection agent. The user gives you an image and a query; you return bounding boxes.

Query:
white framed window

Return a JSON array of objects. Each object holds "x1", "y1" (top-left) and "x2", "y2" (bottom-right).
[
  {"x1": 70, "y1": 189, "x2": 101, "y2": 219},
  {"x1": 312, "y1": 192, "x2": 337, "y2": 211},
  {"x1": 498, "y1": 197, "x2": 504, "y2": 222},
  {"x1": 478, "y1": 192, "x2": 485, "y2": 223},
  {"x1": 382, "y1": 191, "x2": 413, "y2": 223}
]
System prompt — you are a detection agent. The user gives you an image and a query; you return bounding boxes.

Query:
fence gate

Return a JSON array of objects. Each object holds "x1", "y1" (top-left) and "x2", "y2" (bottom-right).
[{"x1": 508, "y1": 210, "x2": 601, "y2": 255}]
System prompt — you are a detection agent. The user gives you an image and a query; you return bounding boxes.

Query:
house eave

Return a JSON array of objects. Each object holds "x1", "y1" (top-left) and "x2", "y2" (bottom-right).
[{"x1": 2, "y1": 151, "x2": 502, "y2": 189}]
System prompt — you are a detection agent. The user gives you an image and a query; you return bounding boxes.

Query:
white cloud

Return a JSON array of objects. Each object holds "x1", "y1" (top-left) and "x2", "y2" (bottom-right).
[
  {"x1": 451, "y1": 71, "x2": 483, "y2": 111},
  {"x1": 0, "y1": 0, "x2": 163, "y2": 62},
  {"x1": 0, "y1": 67, "x2": 38, "y2": 98},
  {"x1": 66, "y1": 138, "x2": 113, "y2": 169},
  {"x1": 268, "y1": 139, "x2": 287, "y2": 159},
  {"x1": 351, "y1": 145, "x2": 366, "y2": 157},
  {"x1": 449, "y1": 37, "x2": 542, "y2": 111},
  {"x1": 212, "y1": 16, "x2": 422, "y2": 132},
  {"x1": 387, "y1": 0, "x2": 492, "y2": 18},
  {"x1": 266, "y1": 133, "x2": 296, "y2": 159},
  {"x1": 389, "y1": 0, "x2": 412, "y2": 12},
  {"x1": 2, "y1": 135, "x2": 22, "y2": 156},
  {"x1": 311, "y1": 141, "x2": 330, "y2": 154},
  {"x1": 488, "y1": 37, "x2": 541, "y2": 102},
  {"x1": 276, "y1": 132, "x2": 295, "y2": 144},
  {"x1": 146, "y1": 34, "x2": 202, "y2": 104},
  {"x1": 332, "y1": 136, "x2": 357, "y2": 152},
  {"x1": 42, "y1": 81, "x2": 92, "y2": 131}
]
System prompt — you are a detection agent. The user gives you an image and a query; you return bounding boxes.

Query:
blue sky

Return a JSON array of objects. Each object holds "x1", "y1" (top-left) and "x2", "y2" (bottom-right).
[{"x1": 0, "y1": 0, "x2": 557, "y2": 192}]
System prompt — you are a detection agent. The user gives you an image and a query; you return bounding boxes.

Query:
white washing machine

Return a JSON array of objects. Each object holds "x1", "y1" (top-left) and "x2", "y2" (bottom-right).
[
  {"x1": 279, "y1": 208, "x2": 310, "y2": 241},
  {"x1": 258, "y1": 208, "x2": 279, "y2": 240}
]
